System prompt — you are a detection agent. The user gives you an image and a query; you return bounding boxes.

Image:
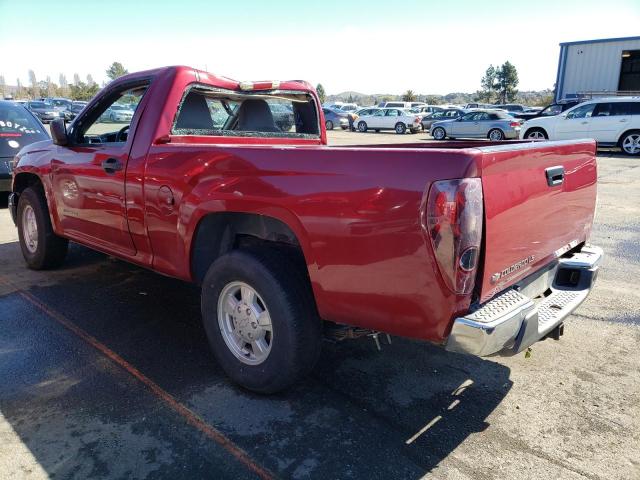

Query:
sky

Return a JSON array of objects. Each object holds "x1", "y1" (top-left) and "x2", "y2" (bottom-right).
[{"x1": 0, "y1": 0, "x2": 639, "y2": 95}]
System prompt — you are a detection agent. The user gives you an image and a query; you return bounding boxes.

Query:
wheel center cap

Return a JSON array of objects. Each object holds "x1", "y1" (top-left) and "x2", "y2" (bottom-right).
[{"x1": 233, "y1": 302, "x2": 259, "y2": 341}]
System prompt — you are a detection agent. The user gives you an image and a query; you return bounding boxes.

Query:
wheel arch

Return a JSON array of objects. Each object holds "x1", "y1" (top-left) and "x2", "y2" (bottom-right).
[
  {"x1": 618, "y1": 128, "x2": 640, "y2": 146},
  {"x1": 189, "y1": 211, "x2": 310, "y2": 285},
  {"x1": 524, "y1": 126, "x2": 549, "y2": 139}
]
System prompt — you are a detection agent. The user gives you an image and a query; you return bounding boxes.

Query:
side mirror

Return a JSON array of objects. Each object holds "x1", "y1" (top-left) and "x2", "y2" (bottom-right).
[{"x1": 50, "y1": 118, "x2": 68, "y2": 146}]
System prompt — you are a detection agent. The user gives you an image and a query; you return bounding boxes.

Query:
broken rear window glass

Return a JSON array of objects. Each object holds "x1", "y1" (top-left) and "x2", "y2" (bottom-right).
[{"x1": 172, "y1": 85, "x2": 320, "y2": 139}]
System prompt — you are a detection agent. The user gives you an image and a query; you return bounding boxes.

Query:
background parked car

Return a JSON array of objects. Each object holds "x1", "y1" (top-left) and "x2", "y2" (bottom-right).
[
  {"x1": 421, "y1": 108, "x2": 464, "y2": 130},
  {"x1": 516, "y1": 100, "x2": 581, "y2": 121},
  {"x1": 25, "y1": 100, "x2": 61, "y2": 123},
  {"x1": 520, "y1": 97, "x2": 640, "y2": 155},
  {"x1": 269, "y1": 103, "x2": 295, "y2": 131},
  {"x1": 0, "y1": 100, "x2": 49, "y2": 192},
  {"x1": 322, "y1": 107, "x2": 349, "y2": 130},
  {"x1": 99, "y1": 104, "x2": 135, "y2": 123},
  {"x1": 410, "y1": 105, "x2": 443, "y2": 116},
  {"x1": 355, "y1": 107, "x2": 422, "y2": 134},
  {"x1": 431, "y1": 109, "x2": 521, "y2": 140}
]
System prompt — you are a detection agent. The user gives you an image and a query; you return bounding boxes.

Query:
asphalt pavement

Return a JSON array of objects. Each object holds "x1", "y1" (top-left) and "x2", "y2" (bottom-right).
[{"x1": 0, "y1": 132, "x2": 638, "y2": 479}]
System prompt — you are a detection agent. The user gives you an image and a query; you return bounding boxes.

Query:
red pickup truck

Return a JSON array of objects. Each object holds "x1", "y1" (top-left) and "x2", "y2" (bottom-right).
[{"x1": 9, "y1": 66, "x2": 602, "y2": 393}]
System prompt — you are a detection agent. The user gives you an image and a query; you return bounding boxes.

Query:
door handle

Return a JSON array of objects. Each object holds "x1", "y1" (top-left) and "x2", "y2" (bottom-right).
[
  {"x1": 101, "y1": 158, "x2": 123, "y2": 174},
  {"x1": 580, "y1": 121, "x2": 589, "y2": 125},
  {"x1": 545, "y1": 166, "x2": 564, "y2": 187},
  {"x1": 620, "y1": 118, "x2": 628, "y2": 122}
]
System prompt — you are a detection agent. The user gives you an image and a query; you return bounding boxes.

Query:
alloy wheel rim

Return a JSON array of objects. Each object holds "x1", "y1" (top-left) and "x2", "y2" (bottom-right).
[
  {"x1": 434, "y1": 128, "x2": 444, "y2": 139},
  {"x1": 528, "y1": 131, "x2": 545, "y2": 139},
  {"x1": 22, "y1": 205, "x2": 38, "y2": 254},
  {"x1": 623, "y1": 134, "x2": 640, "y2": 154},
  {"x1": 217, "y1": 281, "x2": 273, "y2": 365},
  {"x1": 490, "y1": 130, "x2": 503, "y2": 141}
]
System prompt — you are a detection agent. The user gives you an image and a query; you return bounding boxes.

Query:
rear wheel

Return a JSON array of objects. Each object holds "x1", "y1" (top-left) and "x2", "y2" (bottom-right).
[
  {"x1": 17, "y1": 187, "x2": 68, "y2": 270},
  {"x1": 201, "y1": 247, "x2": 322, "y2": 394},
  {"x1": 488, "y1": 128, "x2": 505, "y2": 141},
  {"x1": 358, "y1": 121, "x2": 368, "y2": 132},
  {"x1": 395, "y1": 122, "x2": 406, "y2": 134},
  {"x1": 620, "y1": 131, "x2": 640, "y2": 156},
  {"x1": 525, "y1": 128, "x2": 548, "y2": 140},
  {"x1": 432, "y1": 127, "x2": 446, "y2": 140},
  {"x1": 325, "y1": 120, "x2": 334, "y2": 130}
]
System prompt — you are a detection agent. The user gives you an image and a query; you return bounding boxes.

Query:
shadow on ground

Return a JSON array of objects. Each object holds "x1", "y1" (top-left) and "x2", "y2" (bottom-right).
[{"x1": 0, "y1": 241, "x2": 512, "y2": 479}]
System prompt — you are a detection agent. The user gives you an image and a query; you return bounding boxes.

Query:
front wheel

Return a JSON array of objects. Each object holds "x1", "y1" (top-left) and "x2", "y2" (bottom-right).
[
  {"x1": 620, "y1": 131, "x2": 640, "y2": 156},
  {"x1": 525, "y1": 128, "x2": 548, "y2": 140},
  {"x1": 17, "y1": 187, "x2": 68, "y2": 270},
  {"x1": 325, "y1": 120, "x2": 334, "y2": 130},
  {"x1": 395, "y1": 122, "x2": 406, "y2": 134},
  {"x1": 201, "y1": 248, "x2": 322, "y2": 394},
  {"x1": 358, "y1": 121, "x2": 368, "y2": 132},
  {"x1": 488, "y1": 128, "x2": 505, "y2": 141},
  {"x1": 432, "y1": 127, "x2": 446, "y2": 140}
]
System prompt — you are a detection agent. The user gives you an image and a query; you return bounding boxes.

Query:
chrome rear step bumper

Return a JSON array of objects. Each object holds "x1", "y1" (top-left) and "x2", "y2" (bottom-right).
[{"x1": 446, "y1": 245, "x2": 602, "y2": 357}]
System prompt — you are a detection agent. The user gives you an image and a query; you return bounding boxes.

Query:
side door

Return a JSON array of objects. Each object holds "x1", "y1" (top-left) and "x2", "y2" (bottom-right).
[
  {"x1": 589, "y1": 102, "x2": 632, "y2": 144},
  {"x1": 50, "y1": 82, "x2": 149, "y2": 256},
  {"x1": 470, "y1": 112, "x2": 491, "y2": 137},
  {"x1": 555, "y1": 103, "x2": 595, "y2": 140},
  {"x1": 451, "y1": 111, "x2": 477, "y2": 136},
  {"x1": 384, "y1": 109, "x2": 401, "y2": 129},
  {"x1": 368, "y1": 109, "x2": 386, "y2": 128}
]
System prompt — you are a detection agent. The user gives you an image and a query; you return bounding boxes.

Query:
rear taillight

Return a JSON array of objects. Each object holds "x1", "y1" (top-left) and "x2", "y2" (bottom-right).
[
  {"x1": 414, "y1": 117, "x2": 421, "y2": 123},
  {"x1": 424, "y1": 178, "x2": 483, "y2": 294},
  {"x1": 510, "y1": 121, "x2": 521, "y2": 127}
]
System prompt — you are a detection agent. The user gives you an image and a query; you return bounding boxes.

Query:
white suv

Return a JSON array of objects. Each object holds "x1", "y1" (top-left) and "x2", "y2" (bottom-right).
[{"x1": 520, "y1": 97, "x2": 640, "y2": 156}]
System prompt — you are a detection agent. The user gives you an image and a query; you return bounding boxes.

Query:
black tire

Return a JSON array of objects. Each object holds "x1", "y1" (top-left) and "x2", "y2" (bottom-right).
[
  {"x1": 619, "y1": 130, "x2": 640, "y2": 156},
  {"x1": 325, "y1": 120, "x2": 334, "y2": 130},
  {"x1": 17, "y1": 186, "x2": 68, "y2": 270},
  {"x1": 374, "y1": 129, "x2": 380, "y2": 133},
  {"x1": 525, "y1": 127, "x2": 548, "y2": 140},
  {"x1": 409, "y1": 128, "x2": 419, "y2": 134},
  {"x1": 358, "y1": 121, "x2": 367, "y2": 132},
  {"x1": 395, "y1": 122, "x2": 406, "y2": 134},
  {"x1": 432, "y1": 127, "x2": 446, "y2": 140},
  {"x1": 488, "y1": 128, "x2": 505, "y2": 141},
  {"x1": 201, "y1": 247, "x2": 322, "y2": 394}
]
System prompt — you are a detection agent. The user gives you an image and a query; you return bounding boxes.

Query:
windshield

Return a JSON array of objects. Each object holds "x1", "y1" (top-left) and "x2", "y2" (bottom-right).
[{"x1": 0, "y1": 103, "x2": 48, "y2": 157}]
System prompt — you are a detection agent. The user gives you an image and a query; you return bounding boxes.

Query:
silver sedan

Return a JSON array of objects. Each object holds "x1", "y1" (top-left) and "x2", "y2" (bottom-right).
[{"x1": 430, "y1": 109, "x2": 521, "y2": 141}]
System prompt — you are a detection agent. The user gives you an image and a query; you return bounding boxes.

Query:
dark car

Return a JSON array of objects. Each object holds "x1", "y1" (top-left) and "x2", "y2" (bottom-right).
[
  {"x1": 269, "y1": 103, "x2": 295, "y2": 131},
  {"x1": 421, "y1": 108, "x2": 464, "y2": 130},
  {"x1": 515, "y1": 100, "x2": 581, "y2": 121},
  {"x1": 0, "y1": 101, "x2": 49, "y2": 192},
  {"x1": 26, "y1": 100, "x2": 62, "y2": 123},
  {"x1": 66, "y1": 101, "x2": 88, "y2": 121},
  {"x1": 322, "y1": 107, "x2": 348, "y2": 130}
]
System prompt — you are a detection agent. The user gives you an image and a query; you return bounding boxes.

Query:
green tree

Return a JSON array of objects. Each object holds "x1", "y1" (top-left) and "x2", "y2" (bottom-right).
[
  {"x1": 495, "y1": 61, "x2": 519, "y2": 103},
  {"x1": 106, "y1": 62, "x2": 128, "y2": 81},
  {"x1": 479, "y1": 65, "x2": 497, "y2": 102},
  {"x1": 315, "y1": 83, "x2": 326, "y2": 104},
  {"x1": 402, "y1": 89, "x2": 416, "y2": 102},
  {"x1": 69, "y1": 81, "x2": 100, "y2": 101}
]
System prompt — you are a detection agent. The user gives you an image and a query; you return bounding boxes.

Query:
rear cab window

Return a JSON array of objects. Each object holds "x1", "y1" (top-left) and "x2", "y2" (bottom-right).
[{"x1": 172, "y1": 85, "x2": 320, "y2": 139}]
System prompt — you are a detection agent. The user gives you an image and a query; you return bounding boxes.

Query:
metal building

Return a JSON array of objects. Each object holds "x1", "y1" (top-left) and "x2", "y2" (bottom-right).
[{"x1": 555, "y1": 36, "x2": 640, "y2": 102}]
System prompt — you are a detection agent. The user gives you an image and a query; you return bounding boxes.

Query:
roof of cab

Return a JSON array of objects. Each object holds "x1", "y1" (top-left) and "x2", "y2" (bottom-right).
[{"x1": 108, "y1": 65, "x2": 315, "y2": 93}]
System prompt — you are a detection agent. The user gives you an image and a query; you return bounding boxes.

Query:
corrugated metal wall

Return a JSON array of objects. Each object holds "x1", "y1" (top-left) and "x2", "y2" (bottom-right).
[{"x1": 558, "y1": 38, "x2": 640, "y2": 100}]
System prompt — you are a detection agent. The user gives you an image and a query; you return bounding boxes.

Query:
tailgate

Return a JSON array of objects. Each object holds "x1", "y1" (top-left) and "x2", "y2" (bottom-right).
[{"x1": 478, "y1": 140, "x2": 597, "y2": 302}]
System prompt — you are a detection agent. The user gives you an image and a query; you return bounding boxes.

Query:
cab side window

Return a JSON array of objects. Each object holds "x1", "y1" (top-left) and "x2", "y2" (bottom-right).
[{"x1": 79, "y1": 85, "x2": 148, "y2": 144}]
